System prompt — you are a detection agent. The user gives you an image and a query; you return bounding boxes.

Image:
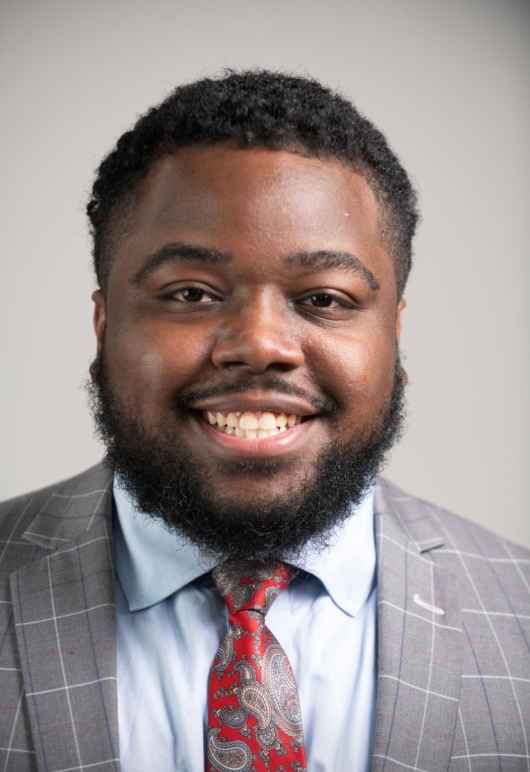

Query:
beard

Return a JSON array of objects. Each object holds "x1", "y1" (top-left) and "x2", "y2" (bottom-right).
[{"x1": 87, "y1": 349, "x2": 406, "y2": 564}]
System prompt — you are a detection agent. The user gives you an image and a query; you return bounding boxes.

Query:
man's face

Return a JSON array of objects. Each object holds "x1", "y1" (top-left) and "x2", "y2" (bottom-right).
[{"x1": 91, "y1": 145, "x2": 405, "y2": 560}]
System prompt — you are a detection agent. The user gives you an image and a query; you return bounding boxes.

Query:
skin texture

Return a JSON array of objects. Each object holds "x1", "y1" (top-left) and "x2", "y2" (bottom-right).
[{"x1": 92, "y1": 145, "x2": 405, "y2": 515}]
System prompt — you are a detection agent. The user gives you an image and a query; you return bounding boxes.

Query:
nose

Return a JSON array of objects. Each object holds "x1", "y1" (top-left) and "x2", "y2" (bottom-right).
[{"x1": 211, "y1": 289, "x2": 304, "y2": 373}]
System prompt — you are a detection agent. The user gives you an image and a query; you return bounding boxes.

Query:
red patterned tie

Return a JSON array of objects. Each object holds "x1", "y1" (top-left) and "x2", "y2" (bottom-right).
[{"x1": 207, "y1": 561, "x2": 307, "y2": 771}]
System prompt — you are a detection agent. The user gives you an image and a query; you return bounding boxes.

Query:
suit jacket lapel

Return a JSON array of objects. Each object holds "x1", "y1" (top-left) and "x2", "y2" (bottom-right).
[
  {"x1": 372, "y1": 480, "x2": 463, "y2": 772},
  {"x1": 10, "y1": 464, "x2": 119, "y2": 772}
]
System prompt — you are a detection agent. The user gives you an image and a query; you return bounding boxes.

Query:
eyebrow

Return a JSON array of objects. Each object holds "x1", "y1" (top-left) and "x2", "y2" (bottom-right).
[
  {"x1": 130, "y1": 243, "x2": 230, "y2": 286},
  {"x1": 130, "y1": 241, "x2": 380, "y2": 292},
  {"x1": 285, "y1": 250, "x2": 380, "y2": 291}
]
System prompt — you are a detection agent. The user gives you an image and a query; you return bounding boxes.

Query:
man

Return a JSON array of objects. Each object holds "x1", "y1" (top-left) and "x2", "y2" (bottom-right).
[{"x1": 1, "y1": 70, "x2": 528, "y2": 772}]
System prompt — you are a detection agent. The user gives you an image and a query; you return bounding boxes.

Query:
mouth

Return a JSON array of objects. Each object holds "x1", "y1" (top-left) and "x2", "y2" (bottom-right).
[
  {"x1": 205, "y1": 409, "x2": 305, "y2": 438},
  {"x1": 189, "y1": 407, "x2": 318, "y2": 458}
]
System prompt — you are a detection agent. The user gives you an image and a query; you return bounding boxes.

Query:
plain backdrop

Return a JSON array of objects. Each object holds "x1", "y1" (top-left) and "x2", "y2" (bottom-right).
[{"x1": 2, "y1": 0, "x2": 529, "y2": 547}]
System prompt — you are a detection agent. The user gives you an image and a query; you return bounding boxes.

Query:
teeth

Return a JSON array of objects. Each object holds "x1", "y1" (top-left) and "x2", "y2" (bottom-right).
[
  {"x1": 219, "y1": 426, "x2": 283, "y2": 439},
  {"x1": 239, "y1": 412, "x2": 259, "y2": 430},
  {"x1": 205, "y1": 409, "x2": 303, "y2": 438},
  {"x1": 276, "y1": 413, "x2": 287, "y2": 428},
  {"x1": 257, "y1": 427, "x2": 279, "y2": 438},
  {"x1": 259, "y1": 412, "x2": 277, "y2": 429}
]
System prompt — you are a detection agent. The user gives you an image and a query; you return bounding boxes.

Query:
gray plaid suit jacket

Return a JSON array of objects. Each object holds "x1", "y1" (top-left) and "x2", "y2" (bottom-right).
[{"x1": 0, "y1": 462, "x2": 528, "y2": 771}]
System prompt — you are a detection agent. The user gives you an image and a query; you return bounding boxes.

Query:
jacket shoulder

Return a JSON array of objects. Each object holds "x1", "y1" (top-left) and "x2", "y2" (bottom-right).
[
  {"x1": 0, "y1": 463, "x2": 112, "y2": 540},
  {"x1": 377, "y1": 476, "x2": 530, "y2": 560}
]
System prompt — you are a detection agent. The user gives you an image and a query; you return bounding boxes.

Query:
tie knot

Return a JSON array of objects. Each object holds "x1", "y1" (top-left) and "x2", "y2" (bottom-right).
[{"x1": 212, "y1": 560, "x2": 296, "y2": 616}]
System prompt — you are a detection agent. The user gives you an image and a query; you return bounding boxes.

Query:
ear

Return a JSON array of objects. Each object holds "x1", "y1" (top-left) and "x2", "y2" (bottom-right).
[
  {"x1": 396, "y1": 296, "x2": 406, "y2": 341},
  {"x1": 92, "y1": 289, "x2": 106, "y2": 351}
]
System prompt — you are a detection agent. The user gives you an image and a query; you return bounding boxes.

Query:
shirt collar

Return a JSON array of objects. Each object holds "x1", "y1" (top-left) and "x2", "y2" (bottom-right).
[{"x1": 113, "y1": 477, "x2": 375, "y2": 617}]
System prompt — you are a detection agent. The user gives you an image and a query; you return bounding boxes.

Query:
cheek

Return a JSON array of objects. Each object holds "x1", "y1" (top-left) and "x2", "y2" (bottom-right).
[
  {"x1": 106, "y1": 337, "x2": 167, "y2": 397},
  {"x1": 104, "y1": 325, "x2": 207, "y2": 413},
  {"x1": 311, "y1": 330, "x2": 397, "y2": 408}
]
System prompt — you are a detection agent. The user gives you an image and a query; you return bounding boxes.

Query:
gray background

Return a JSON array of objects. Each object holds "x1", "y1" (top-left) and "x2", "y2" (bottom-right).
[{"x1": 2, "y1": 0, "x2": 529, "y2": 546}]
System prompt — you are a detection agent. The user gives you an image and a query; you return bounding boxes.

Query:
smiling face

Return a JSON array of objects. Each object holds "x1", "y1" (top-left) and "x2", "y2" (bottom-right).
[{"x1": 90, "y1": 145, "x2": 405, "y2": 560}]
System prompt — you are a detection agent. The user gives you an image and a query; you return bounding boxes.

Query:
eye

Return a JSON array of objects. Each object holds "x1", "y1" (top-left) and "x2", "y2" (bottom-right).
[
  {"x1": 304, "y1": 293, "x2": 335, "y2": 308},
  {"x1": 163, "y1": 285, "x2": 220, "y2": 304},
  {"x1": 299, "y1": 292, "x2": 356, "y2": 310}
]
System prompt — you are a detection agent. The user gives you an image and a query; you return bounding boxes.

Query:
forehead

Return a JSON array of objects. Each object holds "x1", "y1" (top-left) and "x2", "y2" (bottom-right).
[{"x1": 113, "y1": 145, "x2": 391, "y2": 285}]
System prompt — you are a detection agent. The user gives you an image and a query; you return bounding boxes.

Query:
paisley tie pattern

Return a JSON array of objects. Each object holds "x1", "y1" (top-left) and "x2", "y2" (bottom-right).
[{"x1": 207, "y1": 561, "x2": 307, "y2": 771}]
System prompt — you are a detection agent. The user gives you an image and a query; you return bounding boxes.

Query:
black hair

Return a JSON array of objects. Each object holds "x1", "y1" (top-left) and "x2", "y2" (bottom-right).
[{"x1": 87, "y1": 69, "x2": 419, "y2": 297}]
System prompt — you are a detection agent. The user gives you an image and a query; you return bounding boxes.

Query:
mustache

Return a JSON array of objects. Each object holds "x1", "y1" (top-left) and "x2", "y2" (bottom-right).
[
  {"x1": 90, "y1": 349, "x2": 338, "y2": 415},
  {"x1": 176, "y1": 374, "x2": 338, "y2": 415}
]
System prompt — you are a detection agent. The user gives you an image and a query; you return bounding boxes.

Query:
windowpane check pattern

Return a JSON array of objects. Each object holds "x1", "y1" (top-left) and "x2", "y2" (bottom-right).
[{"x1": 0, "y1": 463, "x2": 527, "y2": 770}]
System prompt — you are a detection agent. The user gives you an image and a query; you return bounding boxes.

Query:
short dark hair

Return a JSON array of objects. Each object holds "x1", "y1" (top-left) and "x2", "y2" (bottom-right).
[{"x1": 87, "y1": 69, "x2": 419, "y2": 297}]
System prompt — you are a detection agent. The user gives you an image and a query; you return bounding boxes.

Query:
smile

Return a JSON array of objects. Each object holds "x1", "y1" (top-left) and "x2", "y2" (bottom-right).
[
  {"x1": 205, "y1": 410, "x2": 302, "y2": 439},
  {"x1": 190, "y1": 408, "x2": 317, "y2": 458}
]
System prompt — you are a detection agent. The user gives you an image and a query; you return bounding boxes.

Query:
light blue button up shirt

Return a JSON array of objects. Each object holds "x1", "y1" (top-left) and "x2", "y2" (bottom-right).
[{"x1": 113, "y1": 479, "x2": 377, "y2": 771}]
